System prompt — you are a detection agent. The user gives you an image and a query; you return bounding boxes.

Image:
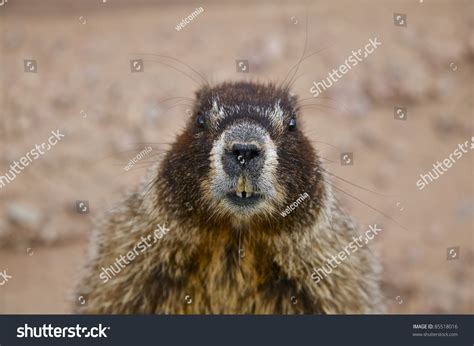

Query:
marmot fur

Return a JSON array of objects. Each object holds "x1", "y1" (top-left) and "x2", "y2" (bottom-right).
[{"x1": 76, "y1": 81, "x2": 383, "y2": 314}]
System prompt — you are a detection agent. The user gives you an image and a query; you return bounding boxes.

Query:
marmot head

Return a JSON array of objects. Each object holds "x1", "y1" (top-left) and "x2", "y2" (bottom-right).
[{"x1": 160, "y1": 81, "x2": 322, "y2": 226}]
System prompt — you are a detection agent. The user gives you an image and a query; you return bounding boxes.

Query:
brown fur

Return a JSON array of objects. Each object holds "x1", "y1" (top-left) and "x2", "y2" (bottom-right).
[{"x1": 75, "y1": 82, "x2": 383, "y2": 314}]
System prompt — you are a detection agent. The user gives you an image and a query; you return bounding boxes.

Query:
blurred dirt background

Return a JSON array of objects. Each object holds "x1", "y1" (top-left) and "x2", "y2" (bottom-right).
[{"x1": 0, "y1": 0, "x2": 472, "y2": 314}]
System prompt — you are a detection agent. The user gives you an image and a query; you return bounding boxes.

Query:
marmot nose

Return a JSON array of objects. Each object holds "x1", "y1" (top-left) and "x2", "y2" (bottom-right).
[{"x1": 231, "y1": 143, "x2": 261, "y2": 165}]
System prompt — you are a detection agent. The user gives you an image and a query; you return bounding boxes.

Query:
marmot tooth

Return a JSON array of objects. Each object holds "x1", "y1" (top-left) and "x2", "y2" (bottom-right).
[{"x1": 237, "y1": 175, "x2": 246, "y2": 192}]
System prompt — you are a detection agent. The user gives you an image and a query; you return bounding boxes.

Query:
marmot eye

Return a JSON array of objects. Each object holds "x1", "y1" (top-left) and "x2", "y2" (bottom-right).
[
  {"x1": 196, "y1": 114, "x2": 205, "y2": 128},
  {"x1": 288, "y1": 117, "x2": 297, "y2": 131}
]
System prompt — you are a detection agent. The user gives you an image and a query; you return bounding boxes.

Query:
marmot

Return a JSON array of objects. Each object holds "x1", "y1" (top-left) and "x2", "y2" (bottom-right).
[{"x1": 76, "y1": 81, "x2": 383, "y2": 314}]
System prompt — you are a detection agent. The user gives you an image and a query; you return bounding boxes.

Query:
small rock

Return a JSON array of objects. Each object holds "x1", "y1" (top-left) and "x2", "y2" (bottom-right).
[
  {"x1": 52, "y1": 91, "x2": 74, "y2": 109},
  {"x1": 357, "y1": 128, "x2": 380, "y2": 148},
  {"x1": 6, "y1": 203, "x2": 43, "y2": 230},
  {"x1": 143, "y1": 102, "x2": 162, "y2": 123},
  {"x1": 84, "y1": 66, "x2": 100, "y2": 86},
  {"x1": 428, "y1": 223, "x2": 442, "y2": 242},
  {"x1": 5, "y1": 31, "x2": 24, "y2": 51},
  {"x1": 455, "y1": 199, "x2": 473, "y2": 222},
  {"x1": 112, "y1": 131, "x2": 138, "y2": 153},
  {"x1": 433, "y1": 113, "x2": 465, "y2": 136},
  {"x1": 40, "y1": 223, "x2": 60, "y2": 245},
  {"x1": 246, "y1": 36, "x2": 285, "y2": 72},
  {"x1": 333, "y1": 81, "x2": 371, "y2": 117},
  {"x1": 406, "y1": 247, "x2": 422, "y2": 262}
]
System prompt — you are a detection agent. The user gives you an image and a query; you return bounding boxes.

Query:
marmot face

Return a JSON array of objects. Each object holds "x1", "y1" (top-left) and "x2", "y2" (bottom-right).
[{"x1": 161, "y1": 81, "x2": 321, "y2": 225}]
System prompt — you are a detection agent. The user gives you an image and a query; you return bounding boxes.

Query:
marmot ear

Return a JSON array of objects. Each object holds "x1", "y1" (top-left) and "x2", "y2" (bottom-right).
[
  {"x1": 289, "y1": 94, "x2": 299, "y2": 109},
  {"x1": 194, "y1": 86, "x2": 211, "y2": 107}
]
